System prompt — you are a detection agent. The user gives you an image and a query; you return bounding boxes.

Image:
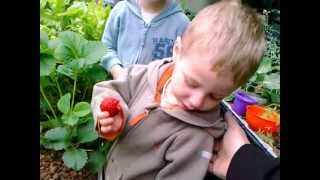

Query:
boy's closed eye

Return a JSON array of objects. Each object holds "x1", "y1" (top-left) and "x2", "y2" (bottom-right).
[
  {"x1": 184, "y1": 72, "x2": 200, "y2": 88},
  {"x1": 184, "y1": 73, "x2": 224, "y2": 97}
]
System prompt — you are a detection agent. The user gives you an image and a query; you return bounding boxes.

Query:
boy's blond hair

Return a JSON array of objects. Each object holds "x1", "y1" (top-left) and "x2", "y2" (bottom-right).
[{"x1": 181, "y1": 0, "x2": 265, "y2": 86}]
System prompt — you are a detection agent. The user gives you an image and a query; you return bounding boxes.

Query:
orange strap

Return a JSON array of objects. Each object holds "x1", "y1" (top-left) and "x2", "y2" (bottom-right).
[
  {"x1": 129, "y1": 65, "x2": 174, "y2": 126},
  {"x1": 154, "y1": 65, "x2": 174, "y2": 104},
  {"x1": 128, "y1": 111, "x2": 147, "y2": 126}
]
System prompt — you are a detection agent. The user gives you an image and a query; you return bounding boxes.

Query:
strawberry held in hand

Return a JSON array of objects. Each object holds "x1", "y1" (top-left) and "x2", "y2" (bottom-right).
[{"x1": 100, "y1": 97, "x2": 120, "y2": 117}]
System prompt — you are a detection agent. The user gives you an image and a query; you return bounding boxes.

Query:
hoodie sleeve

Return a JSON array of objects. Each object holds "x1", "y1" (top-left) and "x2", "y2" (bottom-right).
[
  {"x1": 91, "y1": 64, "x2": 148, "y2": 140},
  {"x1": 101, "y1": 2, "x2": 124, "y2": 72},
  {"x1": 156, "y1": 128, "x2": 214, "y2": 180}
]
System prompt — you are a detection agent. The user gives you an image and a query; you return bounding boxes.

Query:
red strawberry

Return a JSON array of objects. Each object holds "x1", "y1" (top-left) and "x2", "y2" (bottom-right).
[{"x1": 100, "y1": 97, "x2": 120, "y2": 117}]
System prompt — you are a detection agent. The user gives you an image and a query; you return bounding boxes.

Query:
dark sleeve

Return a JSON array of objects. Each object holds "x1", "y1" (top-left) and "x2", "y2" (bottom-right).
[{"x1": 227, "y1": 144, "x2": 280, "y2": 180}]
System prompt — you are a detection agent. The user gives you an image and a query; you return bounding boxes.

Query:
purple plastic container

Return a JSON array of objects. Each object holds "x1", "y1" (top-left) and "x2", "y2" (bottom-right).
[{"x1": 232, "y1": 91, "x2": 257, "y2": 116}]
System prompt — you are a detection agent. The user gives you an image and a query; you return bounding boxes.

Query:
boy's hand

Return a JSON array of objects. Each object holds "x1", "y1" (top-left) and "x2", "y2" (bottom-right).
[{"x1": 96, "y1": 111, "x2": 122, "y2": 134}]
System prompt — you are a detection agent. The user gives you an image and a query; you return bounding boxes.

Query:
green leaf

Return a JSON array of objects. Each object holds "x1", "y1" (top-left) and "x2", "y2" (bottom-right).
[
  {"x1": 100, "y1": 141, "x2": 113, "y2": 153},
  {"x1": 84, "y1": 65, "x2": 107, "y2": 81},
  {"x1": 77, "y1": 115, "x2": 92, "y2": 125},
  {"x1": 70, "y1": 58, "x2": 85, "y2": 70},
  {"x1": 77, "y1": 121, "x2": 98, "y2": 143},
  {"x1": 40, "y1": 135, "x2": 45, "y2": 145},
  {"x1": 40, "y1": 31, "x2": 49, "y2": 46},
  {"x1": 44, "y1": 127, "x2": 69, "y2": 141},
  {"x1": 57, "y1": 1, "x2": 86, "y2": 17},
  {"x1": 61, "y1": 113, "x2": 79, "y2": 126},
  {"x1": 40, "y1": 24, "x2": 58, "y2": 39},
  {"x1": 41, "y1": 47, "x2": 55, "y2": 55},
  {"x1": 50, "y1": 0, "x2": 66, "y2": 14},
  {"x1": 43, "y1": 141, "x2": 68, "y2": 150},
  {"x1": 40, "y1": 76, "x2": 53, "y2": 88},
  {"x1": 42, "y1": 127, "x2": 70, "y2": 150},
  {"x1": 57, "y1": 8, "x2": 82, "y2": 17},
  {"x1": 257, "y1": 57, "x2": 272, "y2": 74},
  {"x1": 70, "y1": 126, "x2": 78, "y2": 138},
  {"x1": 272, "y1": 65, "x2": 280, "y2": 72},
  {"x1": 48, "y1": 38, "x2": 61, "y2": 49},
  {"x1": 40, "y1": 0, "x2": 48, "y2": 9},
  {"x1": 56, "y1": 64, "x2": 75, "y2": 79},
  {"x1": 248, "y1": 74, "x2": 257, "y2": 83},
  {"x1": 83, "y1": 1, "x2": 110, "y2": 40},
  {"x1": 87, "y1": 151, "x2": 106, "y2": 173},
  {"x1": 63, "y1": 148, "x2": 88, "y2": 171},
  {"x1": 40, "y1": 55, "x2": 56, "y2": 76},
  {"x1": 262, "y1": 73, "x2": 280, "y2": 90},
  {"x1": 270, "y1": 91, "x2": 280, "y2": 104},
  {"x1": 40, "y1": 118, "x2": 61, "y2": 129},
  {"x1": 73, "y1": 102, "x2": 91, "y2": 117},
  {"x1": 54, "y1": 31, "x2": 107, "y2": 69},
  {"x1": 82, "y1": 41, "x2": 107, "y2": 65},
  {"x1": 54, "y1": 31, "x2": 86, "y2": 63},
  {"x1": 256, "y1": 73, "x2": 265, "y2": 82},
  {"x1": 40, "y1": 97, "x2": 49, "y2": 112},
  {"x1": 57, "y1": 93, "x2": 71, "y2": 114}
]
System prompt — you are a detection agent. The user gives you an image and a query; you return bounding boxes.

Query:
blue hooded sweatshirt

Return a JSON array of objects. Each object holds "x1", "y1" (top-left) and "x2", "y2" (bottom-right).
[{"x1": 101, "y1": 0, "x2": 189, "y2": 72}]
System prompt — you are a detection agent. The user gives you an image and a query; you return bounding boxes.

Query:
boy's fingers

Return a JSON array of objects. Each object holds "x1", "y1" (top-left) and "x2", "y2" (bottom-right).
[
  {"x1": 97, "y1": 111, "x2": 109, "y2": 119},
  {"x1": 112, "y1": 121, "x2": 121, "y2": 132},
  {"x1": 99, "y1": 118, "x2": 114, "y2": 126},
  {"x1": 113, "y1": 116, "x2": 122, "y2": 129},
  {"x1": 213, "y1": 140, "x2": 221, "y2": 153},
  {"x1": 101, "y1": 125, "x2": 112, "y2": 133}
]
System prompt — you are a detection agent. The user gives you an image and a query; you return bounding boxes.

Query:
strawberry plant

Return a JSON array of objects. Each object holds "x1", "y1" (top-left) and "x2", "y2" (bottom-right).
[
  {"x1": 256, "y1": 130, "x2": 275, "y2": 147},
  {"x1": 241, "y1": 15, "x2": 280, "y2": 110},
  {"x1": 40, "y1": 31, "x2": 112, "y2": 172},
  {"x1": 40, "y1": 0, "x2": 111, "y2": 40}
]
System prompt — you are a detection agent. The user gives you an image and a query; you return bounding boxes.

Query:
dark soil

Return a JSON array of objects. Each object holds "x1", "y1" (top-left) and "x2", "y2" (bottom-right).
[{"x1": 40, "y1": 150, "x2": 97, "y2": 180}]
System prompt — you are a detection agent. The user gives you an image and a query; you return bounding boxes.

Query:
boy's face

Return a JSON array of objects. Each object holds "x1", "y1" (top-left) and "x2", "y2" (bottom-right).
[{"x1": 170, "y1": 38, "x2": 237, "y2": 111}]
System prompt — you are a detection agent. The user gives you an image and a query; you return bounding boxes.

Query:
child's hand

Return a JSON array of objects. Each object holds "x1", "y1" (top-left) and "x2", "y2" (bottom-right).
[{"x1": 96, "y1": 111, "x2": 123, "y2": 134}]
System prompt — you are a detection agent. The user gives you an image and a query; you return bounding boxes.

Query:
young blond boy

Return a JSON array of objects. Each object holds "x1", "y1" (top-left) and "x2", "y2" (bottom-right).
[{"x1": 92, "y1": 1, "x2": 265, "y2": 179}]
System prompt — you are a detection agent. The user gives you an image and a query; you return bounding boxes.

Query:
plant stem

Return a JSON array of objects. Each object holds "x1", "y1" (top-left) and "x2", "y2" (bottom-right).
[
  {"x1": 266, "y1": 103, "x2": 280, "y2": 111},
  {"x1": 40, "y1": 84, "x2": 58, "y2": 120},
  {"x1": 54, "y1": 77, "x2": 63, "y2": 97},
  {"x1": 82, "y1": 86, "x2": 88, "y2": 101},
  {"x1": 43, "y1": 111, "x2": 51, "y2": 121},
  {"x1": 71, "y1": 76, "x2": 78, "y2": 110}
]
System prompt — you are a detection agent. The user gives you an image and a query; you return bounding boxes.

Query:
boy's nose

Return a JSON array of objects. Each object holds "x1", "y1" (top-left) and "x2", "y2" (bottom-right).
[{"x1": 189, "y1": 93, "x2": 205, "y2": 109}]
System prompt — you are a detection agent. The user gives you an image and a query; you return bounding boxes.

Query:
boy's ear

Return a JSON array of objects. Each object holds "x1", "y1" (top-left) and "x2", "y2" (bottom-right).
[{"x1": 173, "y1": 36, "x2": 182, "y2": 60}]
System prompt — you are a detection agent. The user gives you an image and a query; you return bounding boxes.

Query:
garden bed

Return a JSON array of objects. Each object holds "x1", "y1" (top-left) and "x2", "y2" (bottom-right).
[
  {"x1": 225, "y1": 100, "x2": 280, "y2": 157},
  {"x1": 40, "y1": 150, "x2": 97, "y2": 180},
  {"x1": 40, "y1": 142, "x2": 278, "y2": 180}
]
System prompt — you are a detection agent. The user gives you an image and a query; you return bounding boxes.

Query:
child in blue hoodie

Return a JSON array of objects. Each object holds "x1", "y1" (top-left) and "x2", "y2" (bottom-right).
[{"x1": 101, "y1": 0, "x2": 189, "y2": 79}]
